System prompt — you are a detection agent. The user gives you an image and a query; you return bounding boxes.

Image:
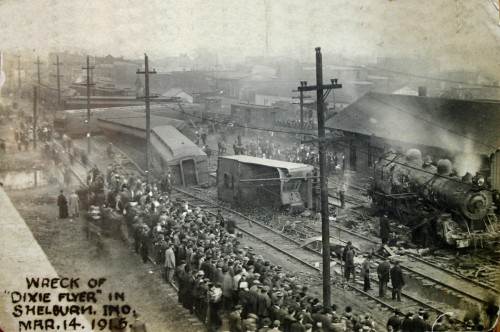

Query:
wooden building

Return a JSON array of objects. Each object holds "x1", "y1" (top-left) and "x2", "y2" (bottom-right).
[{"x1": 325, "y1": 92, "x2": 500, "y2": 174}]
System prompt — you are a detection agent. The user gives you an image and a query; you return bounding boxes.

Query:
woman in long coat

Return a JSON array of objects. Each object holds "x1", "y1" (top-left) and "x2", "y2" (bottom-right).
[{"x1": 57, "y1": 190, "x2": 68, "y2": 219}]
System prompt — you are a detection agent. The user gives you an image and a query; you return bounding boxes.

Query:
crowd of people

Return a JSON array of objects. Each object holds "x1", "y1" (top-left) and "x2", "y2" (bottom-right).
[
  {"x1": 220, "y1": 134, "x2": 345, "y2": 175},
  {"x1": 274, "y1": 119, "x2": 318, "y2": 131},
  {"x1": 74, "y1": 163, "x2": 473, "y2": 332},
  {"x1": 13, "y1": 121, "x2": 53, "y2": 151}
]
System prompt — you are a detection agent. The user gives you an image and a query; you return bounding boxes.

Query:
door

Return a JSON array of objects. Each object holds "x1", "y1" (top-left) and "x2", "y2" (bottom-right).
[
  {"x1": 349, "y1": 143, "x2": 357, "y2": 171},
  {"x1": 180, "y1": 159, "x2": 198, "y2": 186}
]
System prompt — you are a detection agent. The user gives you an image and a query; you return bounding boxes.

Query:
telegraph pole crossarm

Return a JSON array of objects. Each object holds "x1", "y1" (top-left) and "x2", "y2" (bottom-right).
[
  {"x1": 136, "y1": 54, "x2": 157, "y2": 184},
  {"x1": 298, "y1": 47, "x2": 342, "y2": 308}
]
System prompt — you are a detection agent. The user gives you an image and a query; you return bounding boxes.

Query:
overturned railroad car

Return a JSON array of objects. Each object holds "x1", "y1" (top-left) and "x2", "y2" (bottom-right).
[
  {"x1": 370, "y1": 149, "x2": 499, "y2": 248},
  {"x1": 150, "y1": 126, "x2": 209, "y2": 187},
  {"x1": 97, "y1": 110, "x2": 196, "y2": 142},
  {"x1": 217, "y1": 155, "x2": 315, "y2": 210},
  {"x1": 53, "y1": 103, "x2": 203, "y2": 137}
]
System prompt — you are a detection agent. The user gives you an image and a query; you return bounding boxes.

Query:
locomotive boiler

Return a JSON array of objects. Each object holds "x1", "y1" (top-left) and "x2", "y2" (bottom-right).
[{"x1": 370, "y1": 149, "x2": 499, "y2": 248}]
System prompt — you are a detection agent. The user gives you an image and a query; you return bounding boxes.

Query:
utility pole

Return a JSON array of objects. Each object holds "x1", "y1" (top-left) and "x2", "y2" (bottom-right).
[
  {"x1": 82, "y1": 56, "x2": 95, "y2": 154},
  {"x1": 52, "y1": 55, "x2": 64, "y2": 110},
  {"x1": 298, "y1": 47, "x2": 342, "y2": 307},
  {"x1": 136, "y1": 54, "x2": 157, "y2": 183},
  {"x1": 34, "y1": 57, "x2": 44, "y2": 119},
  {"x1": 15, "y1": 54, "x2": 21, "y2": 99},
  {"x1": 33, "y1": 86, "x2": 37, "y2": 149},
  {"x1": 34, "y1": 56, "x2": 43, "y2": 84},
  {"x1": 292, "y1": 84, "x2": 311, "y2": 138}
]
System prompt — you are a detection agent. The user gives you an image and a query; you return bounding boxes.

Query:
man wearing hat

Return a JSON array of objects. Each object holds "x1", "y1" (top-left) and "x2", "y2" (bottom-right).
[
  {"x1": 400, "y1": 311, "x2": 413, "y2": 332},
  {"x1": 377, "y1": 257, "x2": 391, "y2": 298},
  {"x1": 164, "y1": 243, "x2": 176, "y2": 284},
  {"x1": 57, "y1": 189, "x2": 68, "y2": 219},
  {"x1": 269, "y1": 320, "x2": 281, "y2": 332},
  {"x1": 257, "y1": 287, "x2": 272, "y2": 319},
  {"x1": 410, "y1": 309, "x2": 429, "y2": 332},
  {"x1": 387, "y1": 308, "x2": 402, "y2": 332},
  {"x1": 258, "y1": 318, "x2": 272, "y2": 332},
  {"x1": 175, "y1": 260, "x2": 187, "y2": 305},
  {"x1": 390, "y1": 261, "x2": 405, "y2": 301},
  {"x1": 361, "y1": 254, "x2": 372, "y2": 292},
  {"x1": 343, "y1": 243, "x2": 356, "y2": 283},
  {"x1": 229, "y1": 305, "x2": 243, "y2": 332},
  {"x1": 380, "y1": 215, "x2": 391, "y2": 245}
]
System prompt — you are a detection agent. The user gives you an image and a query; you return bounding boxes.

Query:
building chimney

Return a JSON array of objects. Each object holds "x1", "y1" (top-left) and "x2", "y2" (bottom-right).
[{"x1": 418, "y1": 86, "x2": 427, "y2": 97}]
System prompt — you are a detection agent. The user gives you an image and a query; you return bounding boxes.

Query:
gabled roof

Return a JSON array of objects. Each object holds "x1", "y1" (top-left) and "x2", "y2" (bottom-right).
[
  {"x1": 325, "y1": 92, "x2": 500, "y2": 154},
  {"x1": 161, "y1": 88, "x2": 192, "y2": 98}
]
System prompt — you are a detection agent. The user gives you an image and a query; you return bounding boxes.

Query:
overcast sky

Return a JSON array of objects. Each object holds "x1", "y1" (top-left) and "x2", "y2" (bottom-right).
[{"x1": 0, "y1": 0, "x2": 498, "y2": 71}]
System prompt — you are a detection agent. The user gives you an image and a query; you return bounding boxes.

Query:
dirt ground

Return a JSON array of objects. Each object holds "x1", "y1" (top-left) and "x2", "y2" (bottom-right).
[{"x1": 1, "y1": 134, "x2": 197, "y2": 332}]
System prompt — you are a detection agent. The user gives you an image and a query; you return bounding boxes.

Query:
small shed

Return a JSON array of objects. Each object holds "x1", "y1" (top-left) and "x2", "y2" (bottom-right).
[
  {"x1": 150, "y1": 126, "x2": 209, "y2": 186},
  {"x1": 160, "y1": 88, "x2": 194, "y2": 103},
  {"x1": 217, "y1": 155, "x2": 315, "y2": 208}
]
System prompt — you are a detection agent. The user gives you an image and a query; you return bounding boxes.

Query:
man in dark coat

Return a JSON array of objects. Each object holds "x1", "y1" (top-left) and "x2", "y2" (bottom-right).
[
  {"x1": 377, "y1": 257, "x2": 391, "y2": 298},
  {"x1": 387, "y1": 308, "x2": 403, "y2": 331},
  {"x1": 216, "y1": 210, "x2": 225, "y2": 228},
  {"x1": 343, "y1": 245, "x2": 356, "y2": 282},
  {"x1": 57, "y1": 190, "x2": 68, "y2": 219},
  {"x1": 257, "y1": 288, "x2": 271, "y2": 319},
  {"x1": 361, "y1": 254, "x2": 372, "y2": 292},
  {"x1": 380, "y1": 215, "x2": 391, "y2": 245},
  {"x1": 229, "y1": 305, "x2": 243, "y2": 332},
  {"x1": 400, "y1": 312, "x2": 413, "y2": 332},
  {"x1": 411, "y1": 309, "x2": 431, "y2": 332},
  {"x1": 282, "y1": 307, "x2": 297, "y2": 332},
  {"x1": 390, "y1": 261, "x2": 405, "y2": 301}
]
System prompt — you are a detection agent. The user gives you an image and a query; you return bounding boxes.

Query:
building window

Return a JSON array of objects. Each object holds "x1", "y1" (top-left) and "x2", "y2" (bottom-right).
[{"x1": 224, "y1": 174, "x2": 229, "y2": 188}]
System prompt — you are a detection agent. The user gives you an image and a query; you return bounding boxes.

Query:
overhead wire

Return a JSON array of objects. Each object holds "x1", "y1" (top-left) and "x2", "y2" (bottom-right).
[
  {"x1": 149, "y1": 100, "x2": 492, "y2": 187},
  {"x1": 139, "y1": 92, "x2": 492, "y2": 189}
]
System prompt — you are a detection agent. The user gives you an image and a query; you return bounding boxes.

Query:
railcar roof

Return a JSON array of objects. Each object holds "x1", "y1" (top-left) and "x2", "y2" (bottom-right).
[
  {"x1": 152, "y1": 126, "x2": 206, "y2": 160},
  {"x1": 99, "y1": 110, "x2": 187, "y2": 129},
  {"x1": 221, "y1": 155, "x2": 314, "y2": 172}
]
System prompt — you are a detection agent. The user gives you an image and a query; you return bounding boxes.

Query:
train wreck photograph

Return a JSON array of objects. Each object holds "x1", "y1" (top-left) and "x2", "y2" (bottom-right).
[{"x1": 0, "y1": 1, "x2": 499, "y2": 331}]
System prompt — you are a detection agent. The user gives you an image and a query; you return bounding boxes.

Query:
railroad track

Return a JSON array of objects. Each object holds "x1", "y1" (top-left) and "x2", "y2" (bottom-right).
[
  {"x1": 171, "y1": 187, "x2": 472, "y2": 326},
  {"x1": 57, "y1": 138, "x2": 493, "y2": 328},
  {"x1": 323, "y1": 206, "x2": 497, "y2": 304},
  {"x1": 327, "y1": 182, "x2": 499, "y2": 299},
  {"x1": 172, "y1": 187, "x2": 321, "y2": 272}
]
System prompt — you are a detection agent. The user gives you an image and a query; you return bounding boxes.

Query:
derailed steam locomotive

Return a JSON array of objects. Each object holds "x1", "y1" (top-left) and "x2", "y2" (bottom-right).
[{"x1": 370, "y1": 149, "x2": 499, "y2": 248}]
